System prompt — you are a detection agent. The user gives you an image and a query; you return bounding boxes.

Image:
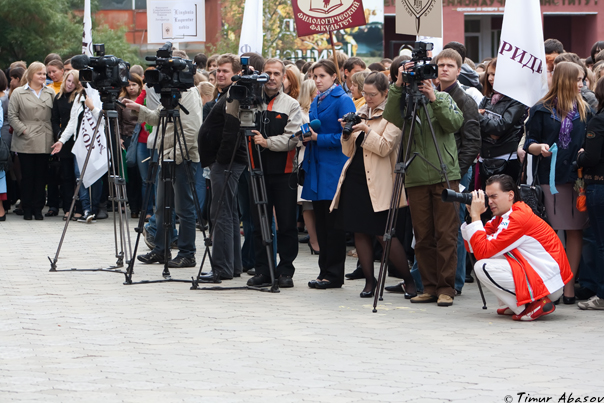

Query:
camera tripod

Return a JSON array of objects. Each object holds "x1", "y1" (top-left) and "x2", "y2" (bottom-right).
[
  {"x1": 371, "y1": 88, "x2": 487, "y2": 312},
  {"x1": 122, "y1": 94, "x2": 214, "y2": 286},
  {"x1": 190, "y1": 104, "x2": 279, "y2": 293},
  {"x1": 49, "y1": 99, "x2": 132, "y2": 274}
]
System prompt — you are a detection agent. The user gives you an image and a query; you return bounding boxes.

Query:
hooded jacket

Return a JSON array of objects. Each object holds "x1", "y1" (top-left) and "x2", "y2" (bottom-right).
[{"x1": 381, "y1": 84, "x2": 463, "y2": 188}]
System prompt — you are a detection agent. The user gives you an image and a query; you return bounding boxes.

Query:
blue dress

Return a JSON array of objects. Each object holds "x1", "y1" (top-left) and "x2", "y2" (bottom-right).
[{"x1": 301, "y1": 85, "x2": 356, "y2": 201}]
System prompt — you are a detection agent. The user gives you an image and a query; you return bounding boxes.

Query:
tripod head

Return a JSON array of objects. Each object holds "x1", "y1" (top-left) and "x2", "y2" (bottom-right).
[{"x1": 157, "y1": 88, "x2": 190, "y2": 114}]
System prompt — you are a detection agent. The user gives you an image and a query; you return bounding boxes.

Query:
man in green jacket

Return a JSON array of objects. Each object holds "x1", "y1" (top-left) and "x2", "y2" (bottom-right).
[{"x1": 382, "y1": 63, "x2": 464, "y2": 307}]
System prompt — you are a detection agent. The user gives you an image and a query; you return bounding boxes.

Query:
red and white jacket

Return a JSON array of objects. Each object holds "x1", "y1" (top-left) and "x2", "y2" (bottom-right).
[{"x1": 461, "y1": 202, "x2": 573, "y2": 306}]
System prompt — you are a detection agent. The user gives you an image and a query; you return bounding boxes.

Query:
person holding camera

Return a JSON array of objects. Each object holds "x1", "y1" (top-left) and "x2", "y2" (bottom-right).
[
  {"x1": 462, "y1": 174, "x2": 572, "y2": 321},
  {"x1": 231, "y1": 58, "x2": 304, "y2": 288},
  {"x1": 302, "y1": 59, "x2": 356, "y2": 290},
  {"x1": 330, "y1": 72, "x2": 416, "y2": 298},
  {"x1": 382, "y1": 58, "x2": 464, "y2": 306},
  {"x1": 124, "y1": 84, "x2": 204, "y2": 268}
]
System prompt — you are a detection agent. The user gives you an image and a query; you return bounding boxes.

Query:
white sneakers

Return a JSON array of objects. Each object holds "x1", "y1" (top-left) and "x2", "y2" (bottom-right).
[{"x1": 578, "y1": 295, "x2": 604, "y2": 310}]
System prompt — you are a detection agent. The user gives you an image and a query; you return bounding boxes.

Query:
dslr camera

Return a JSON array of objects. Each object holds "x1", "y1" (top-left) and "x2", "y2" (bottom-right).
[
  {"x1": 442, "y1": 189, "x2": 489, "y2": 207},
  {"x1": 401, "y1": 41, "x2": 438, "y2": 86},
  {"x1": 71, "y1": 44, "x2": 130, "y2": 105},
  {"x1": 341, "y1": 112, "x2": 362, "y2": 136},
  {"x1": 145, "y1": 42, "x2": 196, "y2": 109}
]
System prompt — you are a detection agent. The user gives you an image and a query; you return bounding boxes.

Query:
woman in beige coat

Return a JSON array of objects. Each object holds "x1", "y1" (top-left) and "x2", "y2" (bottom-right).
[
  {"x1": 8, "y1": 62, "x2": 54, "y2": 220},
  {"x1": 331, "y1": 72, "x2": 416, "y2": 298}
]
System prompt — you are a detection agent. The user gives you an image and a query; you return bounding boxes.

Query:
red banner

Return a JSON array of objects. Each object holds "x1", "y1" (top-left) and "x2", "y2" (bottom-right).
[{"x1": 292, "y1": 0, "x2": 366, "y2": 37}]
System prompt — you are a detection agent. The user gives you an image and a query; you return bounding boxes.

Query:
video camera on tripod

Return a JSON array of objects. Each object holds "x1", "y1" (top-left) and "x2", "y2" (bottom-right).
[
  {"x1": 145, "y1": 42, "x2": 196, "y2": 110},
  {"x1": 71, "y1": 44, "x2": 131, "y2": 107},
  {"x1": 227, "y1": 56, "x2": 269, "y2": 129}
]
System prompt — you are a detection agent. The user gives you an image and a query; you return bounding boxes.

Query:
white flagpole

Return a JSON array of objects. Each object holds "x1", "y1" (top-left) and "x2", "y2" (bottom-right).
[
  {"x1": 82, "y1": 0, "x2": 93, "y2": 56},
  {"x1": 238, "y1": 0, "x2": 264, "y2": 56}
]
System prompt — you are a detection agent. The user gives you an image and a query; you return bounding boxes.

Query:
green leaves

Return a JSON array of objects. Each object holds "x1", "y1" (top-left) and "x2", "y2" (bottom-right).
[{"x1": 0, "y1": 0, "x2": 143, "y2": 67}]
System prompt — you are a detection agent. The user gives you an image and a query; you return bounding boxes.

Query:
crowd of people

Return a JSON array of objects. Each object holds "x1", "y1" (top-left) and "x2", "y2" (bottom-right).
[{"x1": 2, "y1": 38, "x2": 604, "y2": 320}]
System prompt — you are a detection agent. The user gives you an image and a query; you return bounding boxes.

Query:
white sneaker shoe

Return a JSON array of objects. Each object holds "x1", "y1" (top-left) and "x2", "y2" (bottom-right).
[{"x1": 578, "y1": 295, "x2": 604, "y2": 310}]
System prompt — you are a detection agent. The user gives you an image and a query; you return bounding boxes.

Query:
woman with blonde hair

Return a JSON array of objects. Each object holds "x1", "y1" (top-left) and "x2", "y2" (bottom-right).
[
  {"x1": 46, "y1": 59, "x2": 64, "y2": 95},
  {"x1": 297, "y1": 79, "x2": 319, "y2": 254},
  {"x1": 526, "y1": 61, "x2": 592, "y2": 304},
  {"x1": 50, "y1": 69, "x2": 82, "y2": 219},
  {"x1": 8, "y1": 62, "x2": 55, "y2": 220},
  {"x1": 350, "y1": 70, "x2": 370, "y2": 111}
]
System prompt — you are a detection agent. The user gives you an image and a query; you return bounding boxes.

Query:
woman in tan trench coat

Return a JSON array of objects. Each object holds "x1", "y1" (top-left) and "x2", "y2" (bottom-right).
[
  {"x1": 330, "y1": 72, "x2": 416, "y2": 299},
  {"x1": 8, "y1": 62, "x2": 54, "y2": 220}
]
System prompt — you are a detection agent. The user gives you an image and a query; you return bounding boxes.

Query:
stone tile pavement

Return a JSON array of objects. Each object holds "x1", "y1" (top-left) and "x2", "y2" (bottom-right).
[{"x1": 1, "y1": 211, "x2": 603, "y2": 402}]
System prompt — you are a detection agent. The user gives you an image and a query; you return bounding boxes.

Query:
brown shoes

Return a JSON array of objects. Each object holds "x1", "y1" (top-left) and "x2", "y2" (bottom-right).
[
  {"x1": 437, "y1": 294, "x2": 454, "y2": 307},
  {"x1": 410, "y1": 293, "x2": 438, "y2": 303}
]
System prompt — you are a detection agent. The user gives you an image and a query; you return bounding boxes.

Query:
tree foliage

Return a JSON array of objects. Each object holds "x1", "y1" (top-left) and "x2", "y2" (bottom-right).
[
  {"x1": 0, "y1": 0, "x2": 144, "y2": 67},
  {"x1": 207, "y1": 0, "x2": 297, "y2": 58}
]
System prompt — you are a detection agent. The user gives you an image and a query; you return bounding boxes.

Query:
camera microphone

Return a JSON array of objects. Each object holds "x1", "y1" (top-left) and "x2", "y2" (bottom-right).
[
  {"x1": 292, "y1": 119, "x2": 321, "y2": 139},
  {"x1": 71, "y1": 55, "x2": 90, "y2": 70}
]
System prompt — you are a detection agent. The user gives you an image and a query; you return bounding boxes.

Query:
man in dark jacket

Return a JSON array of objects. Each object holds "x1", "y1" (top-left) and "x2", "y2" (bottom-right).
[
  {"x1": 198, "y1": 54, "x2": 247, "y2": 281},
  {"x1": 434, "y1": 49, "x2": 481, "y2": 295}
]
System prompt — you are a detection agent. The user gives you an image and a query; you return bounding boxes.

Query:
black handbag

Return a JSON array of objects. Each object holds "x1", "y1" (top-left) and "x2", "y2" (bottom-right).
[
  {"x1": 518, "y1": 156, "x2": 548, "y2": 223},
  {"x1": 0, "y1": 136, "x2": 11, "y2": 172},
  {"x1": 481, "y1": 152, "x2": 513, "y2": 178}
]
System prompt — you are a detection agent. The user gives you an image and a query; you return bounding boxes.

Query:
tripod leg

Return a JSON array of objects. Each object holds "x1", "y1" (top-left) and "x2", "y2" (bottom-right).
[
  {"x1": 160, "y1": 160, "x2": 176, "y2": 279},
  {"x1": 49, "y1": 110, "x2": 106, "y2": 271},
  {"x1": 467, "y1": 252, "x2": 487, "y2": 309},
  {"x1": 245, "y1": 131, "x2": 278, "y2": 292}
]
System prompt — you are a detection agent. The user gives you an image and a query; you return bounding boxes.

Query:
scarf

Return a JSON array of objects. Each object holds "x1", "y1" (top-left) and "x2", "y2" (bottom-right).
[
  {"x1": 317, "y1": 83, "x2": 338, "y2": 106},
  {"x1": 554, "y1": 99, "x2": 579, "y2": 150},
  {"x1": 491, "y1": 91, "x2": 503, "y2": 105}
]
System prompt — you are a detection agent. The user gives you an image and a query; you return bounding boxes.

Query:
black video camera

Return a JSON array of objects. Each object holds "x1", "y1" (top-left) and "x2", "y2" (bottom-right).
[
  {"x1": 145, "y1": 42, "x2": 196, "y2": 109},
  {"x1": 228, "y1": 56, "x2": 269, "y2": 108},
  {"x1": 71, "y1": 44, "x2": 130, "y2": 100},
  {"x1": 401, "y1": 41, "x2": 438, "y2": 85},
  {"x1": 341, "y1": 112, "x2": 362, "y2": 136}
]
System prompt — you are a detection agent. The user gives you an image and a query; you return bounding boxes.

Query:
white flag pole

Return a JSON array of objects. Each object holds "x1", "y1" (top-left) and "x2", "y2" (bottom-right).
[
  {"x1": 493, "y1": 0, "x2": 548, "y2": 107},
  {"x1": 238, "y1": 0, "x2": 263, "y2": 56},
  {"x1": 83, "y1": 0, "x2": 93, "y2": 57}
]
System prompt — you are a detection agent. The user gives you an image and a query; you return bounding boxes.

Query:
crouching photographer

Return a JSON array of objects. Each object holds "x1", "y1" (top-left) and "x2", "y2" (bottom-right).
[
  {"x1": 123, "y1": 44, "x2": 204, "y2": 268},
  {"x1": 461, "y1": 174, "x2": 573, "y2": 321}
]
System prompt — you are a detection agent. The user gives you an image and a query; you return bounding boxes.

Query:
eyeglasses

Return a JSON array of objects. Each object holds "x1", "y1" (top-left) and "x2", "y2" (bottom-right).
[{"x1": 361, "y1": 91, "x2": 380, "y2": 98}]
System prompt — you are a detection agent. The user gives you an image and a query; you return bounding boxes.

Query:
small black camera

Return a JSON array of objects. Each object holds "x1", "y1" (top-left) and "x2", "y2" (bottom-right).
[
  {"x1": 342, "y1": 112, "x2": 362, "y2": 137},
  {"x1": 71, "y1": 44, "x2": 130, "y2": 97}
]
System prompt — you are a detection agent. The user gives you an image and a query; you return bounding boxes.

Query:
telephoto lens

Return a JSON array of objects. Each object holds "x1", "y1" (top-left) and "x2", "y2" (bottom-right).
[{"x1": 441, "y1": 189, "x2": 488, "y2": 207}]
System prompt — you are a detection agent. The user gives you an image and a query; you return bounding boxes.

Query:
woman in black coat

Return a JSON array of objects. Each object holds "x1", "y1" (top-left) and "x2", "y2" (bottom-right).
[
  {"x1": 51, "y1": 70, "x2": 80, "y2": 220},
  {"x1": 477, "y1": 57, "x2": 526, "y2": 187}
]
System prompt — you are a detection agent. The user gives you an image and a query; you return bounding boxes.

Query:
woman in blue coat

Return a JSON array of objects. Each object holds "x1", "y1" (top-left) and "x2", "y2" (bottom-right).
[{"x1": 302, "y1": 59, "x2": 356, "y2": 289}]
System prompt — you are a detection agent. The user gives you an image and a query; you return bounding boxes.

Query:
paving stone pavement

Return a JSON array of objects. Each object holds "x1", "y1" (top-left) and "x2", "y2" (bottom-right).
[{"x1": 1, "y1": 211, "x2": 603, "y2": 403}]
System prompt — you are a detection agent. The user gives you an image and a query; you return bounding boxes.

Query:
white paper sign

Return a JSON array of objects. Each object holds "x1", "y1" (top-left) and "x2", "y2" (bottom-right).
[{"x1": 147, "y1": 0, "x2": 206, "y2": 43}]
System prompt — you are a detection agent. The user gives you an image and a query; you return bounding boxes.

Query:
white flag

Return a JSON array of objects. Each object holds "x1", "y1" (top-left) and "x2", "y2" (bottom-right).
[
  {"x1": 238, "y1": 0, "x2": 263, "y2": 56},
  {"x1": 493, "y1": 0, "x2": 548, "y2": 107},
  {"x1": 82, "y1": 0, "x2": 93, "y2": 56},
  {"x1": 72, "y1": 88, "x2": 108, "y2": 188}
]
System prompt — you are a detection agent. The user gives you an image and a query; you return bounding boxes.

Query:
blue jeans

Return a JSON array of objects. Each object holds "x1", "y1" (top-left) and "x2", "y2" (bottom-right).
[
  {"x1": 455, "y1": 167, "x2": 472, "y2": 292},
  {"x1": 153, "y1": 162, "x2": 197, "y2": 258},
  {"x1": 137, "y1": 143, "x2": 156, "y2": 215},
  {"x1": 74, "y1": 159, "x2": 103, "y2": 214},
  {"x1": 585, "y1": 184, "x2": 604, "y2": 298},
  {"x1": 194, "y1": 161, "x2": 206, "y2": 220},
  {"x1": 578, "y1": 226, "x2": 599, "y2": 293},
  {"x1": 410, "y1": 257, "x2": 423, "y2": 294}
]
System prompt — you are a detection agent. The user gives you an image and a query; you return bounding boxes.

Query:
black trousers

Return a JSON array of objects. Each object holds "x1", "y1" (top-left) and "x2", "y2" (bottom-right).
[
  {"x1": 313, "y1": 199, "x2": 347, "y2": 286},
  {"x1": 59, "y1": 158, "x2": 76, "y2": 213},
  {"x1": 19, "y1": 153, "x2": 49, "y2": 214},
  {"x1": 251, "y1": 173, "x2": 299, "y2": 278}
]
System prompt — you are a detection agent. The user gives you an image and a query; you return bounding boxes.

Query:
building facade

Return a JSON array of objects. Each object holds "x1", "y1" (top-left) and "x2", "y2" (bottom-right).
[{"x1": 384, "y1": 0, "x2": 604, "y2": 61}]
